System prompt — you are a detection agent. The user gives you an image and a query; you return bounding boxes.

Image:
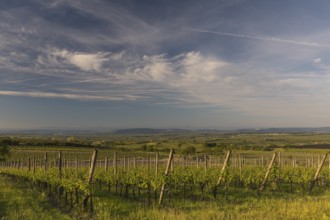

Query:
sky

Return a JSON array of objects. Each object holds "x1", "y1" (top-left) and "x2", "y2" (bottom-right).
[{"x1": 1, "y1": 0, "x2": 330, "y2": 130}]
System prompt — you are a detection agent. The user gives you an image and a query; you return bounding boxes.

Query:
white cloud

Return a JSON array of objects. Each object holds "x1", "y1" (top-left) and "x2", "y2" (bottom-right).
[
  {"x1": 51, "y1": 49, "x2": 109, "y2": 72},
  {"x1": 68, "y1": 53, "x2": 107, "y2": 72},
  {"x1": 134, "y1": 55, "x2": 173, "y2": 82},
  {"x1": 311, "y1": 57, "x2": 330, "y2": 72},
  {"x1": 119, "y1": 51, "x2": 227, "y2": 86},
  {"x1": 2, "y1": 49, "x2": 233, "y2": 104},
  {"x1": 104, "y1": 52, "x2": 230, "y2": 106},
  {"x1": 4, "y1": 45, "x2": 330, "y2": 120},
  {"x1": 178, "y1": 51, "x2": 226, "y2": 84}
]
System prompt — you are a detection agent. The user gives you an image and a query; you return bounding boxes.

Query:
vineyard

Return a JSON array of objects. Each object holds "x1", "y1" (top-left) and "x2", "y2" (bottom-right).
[{"x1": 1, "y1": 148, "x2": 330, "y2": 218}]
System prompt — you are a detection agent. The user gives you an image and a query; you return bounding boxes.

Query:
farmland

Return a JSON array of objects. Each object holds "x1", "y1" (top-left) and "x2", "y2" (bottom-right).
[{"x1": 1, "y1": 131, "x2": 330, "y2": 219}]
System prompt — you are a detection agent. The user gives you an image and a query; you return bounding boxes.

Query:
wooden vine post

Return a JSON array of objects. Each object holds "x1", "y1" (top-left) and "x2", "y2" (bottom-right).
[
  {"x1": 33, "y1": 155, "x2": 36, "y2": 174},
  {"x1": 196, "y1": 155, "x2": 199, "y2": 168},
  {"x1": 159, "y1": 149, "x2": 174, "y2": 205},
  {"x1": 75, "y1": 155, "x2": 79, "y2": 177},
  {"x1": 147, "y1": 154, "x2": 150, "y2": 173},
  {"x1": 113, "y1": 151, "x2": 117, "y2": 175},
  {"x1": 309, "y1": 153, "x2": 328, "y2": 192},
  {"x1": 88, "y1": 150, "x2": 98, "y2": 182},
  {"x1": 239, "y1": 154, "x2": 242, "y2": 176},
  {"x1": 259, "y1": 152, "x2": 277, "y2": 192},
  {"x1": 123, "y1": 155, "x2": 126, "y2": 172},
  {"x1": 58, "y1": 151, "x2": 62, "y2": 179},
  {"x1": 204, "y1": 154, "x2": 208, "y2": 172},
  {"x1": 217, "y1": 150, "x2": 232, "y2": 186},
  {"x1": 155, "y1": 153, "x2": 159, "y2": 177},
  {"x1": 28, "y1": 157, "x2": 31, "y2": 172},
  {"x1": 105, "y1": 156, "x2": 108, "y2": 172},
  {"x1": 83, "y1": 149, "x2": 98, "y2": 212},
  {"x1": 44, "y1": 152, "x2": 48, "y2": 174}
]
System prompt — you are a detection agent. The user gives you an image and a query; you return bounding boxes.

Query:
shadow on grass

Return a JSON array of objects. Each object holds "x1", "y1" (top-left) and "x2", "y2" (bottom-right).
[{"x1": 0, "y1": 201, "x2": 7, "y2": 218}]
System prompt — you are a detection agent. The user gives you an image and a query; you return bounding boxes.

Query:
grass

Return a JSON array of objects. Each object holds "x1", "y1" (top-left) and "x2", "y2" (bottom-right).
[
  {"x1": 92, "y1": 190, "x2": 330, "y2": 219},
  {"x1": 2, "y1": 165, "x2": 330, "y2": 220},
  {"x1": 4, "y1": 132, "x2": 330, "y2": 219},
  {"x1": 0, "y1": 175, "x2": 72, "y2": 220}
]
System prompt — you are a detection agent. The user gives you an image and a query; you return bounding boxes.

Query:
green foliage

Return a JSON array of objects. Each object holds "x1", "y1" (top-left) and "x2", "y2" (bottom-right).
[
  {"x1": 139, "y1": 144, "x2": 162, "y2": 152},
  {"x1": 140, "y1": 144, "x2": 147, "y2": 151},
  {"x1": 0, "y1": 138, "x2": 11, "y2": 161},
  {"x1": 2, "y1": 153, "x2": 330, "y2": 220},
  {"x1": 0, "y1": 145, "x2": 10, "y2": 161},
  {"x1": 66, "y1": 136, "x2": 77, "y2": 142},
  {"x1": 181, "y1": 146, "x2": 196, "y2": 155},
  {"x1": 204, "y1": 142, "x2": 217, "y2": 148}
]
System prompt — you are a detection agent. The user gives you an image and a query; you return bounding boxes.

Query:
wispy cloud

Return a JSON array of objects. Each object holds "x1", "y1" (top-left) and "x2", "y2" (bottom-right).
[
  {"x1": 4, "y1": 77, "x2": 50, "y2": 84},
  {"x1": 0, "y1": 90, "x2": 138, "y2": 101},
  {"x1": 3, "y1": 0, "x2": 330, "y2": 128},
  {"x1": 2, "y1": 46, "x2": 330, "y2": 114},
  {"x1": 187, "y1": 28, "x2": 330, "y2": 48},
  {"x1": 0, "y1": 49, "x2": 231, "y2": 103}
]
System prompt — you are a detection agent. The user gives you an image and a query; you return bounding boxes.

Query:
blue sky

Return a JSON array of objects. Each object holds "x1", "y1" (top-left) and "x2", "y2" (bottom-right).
[{"x1": 1, "y1": 0, "x2": 330, "y2": 129}]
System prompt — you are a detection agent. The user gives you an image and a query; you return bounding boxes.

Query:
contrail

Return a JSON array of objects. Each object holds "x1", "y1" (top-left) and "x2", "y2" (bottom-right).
[{"x1": 187, "y1": 28, "x2": 330, "y2": 48}]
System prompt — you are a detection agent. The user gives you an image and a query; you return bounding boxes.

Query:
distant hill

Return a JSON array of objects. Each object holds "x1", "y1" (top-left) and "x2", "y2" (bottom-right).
[
  {"x1": 113, "y1": 128, "x2": 192, "y2": 135},
  {"x1": 0, "y1": 129, "x2": 102, "y2": 136},
  {"x1": 2, "y1": 127, "x2": 330, "y2": 136},
  {"x1": 236, "y1": 127, "x2": 330, "y2": 133}
]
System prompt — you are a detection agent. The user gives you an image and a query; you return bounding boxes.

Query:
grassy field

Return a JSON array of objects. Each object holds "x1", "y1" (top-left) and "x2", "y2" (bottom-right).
[
  {"x1": 2, "y1": 172, "x2": 330, "y2": 219},
  {"x1": 0, "y1": 175, "x2": 72, "y2": 220},
  {"x1": 1, "y1": 132, "x2": 330, "y2": 219},
  {"x1": 92, "y1": 191, "x2": 330, "y2": 220},
  {"x1": 5, "y1": 132, "x2": 330, "y2": 153}
]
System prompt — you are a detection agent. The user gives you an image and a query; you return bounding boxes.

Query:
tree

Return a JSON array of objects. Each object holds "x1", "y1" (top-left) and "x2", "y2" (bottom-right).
[
  {"x1": 67, "y1": 136, "x2": 77, "y2": 142},
  {"x1": 204, "y1": 142, "x2": 217, "y2": 148},
  {"x1": 182, "y1": 146, "x2": 196, "y2": 155},
  {"x1": 92, "y1": 140, "x2": 104, "y2": 147},
  {"x1": 0, "y1": 138, "x2": 11, "y2": 161}
]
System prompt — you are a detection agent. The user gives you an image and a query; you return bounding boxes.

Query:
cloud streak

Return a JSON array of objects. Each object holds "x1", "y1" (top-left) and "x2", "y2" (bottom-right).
[
  {"x1": 2, "y1": 47, "x2": 329, "y2": 112},
  {"x1": 187, "y1": 28, "x2": 330, "y2": 48},
  {"x1": 0, "y1": 90, "x2": 138, "y2": 101}
]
